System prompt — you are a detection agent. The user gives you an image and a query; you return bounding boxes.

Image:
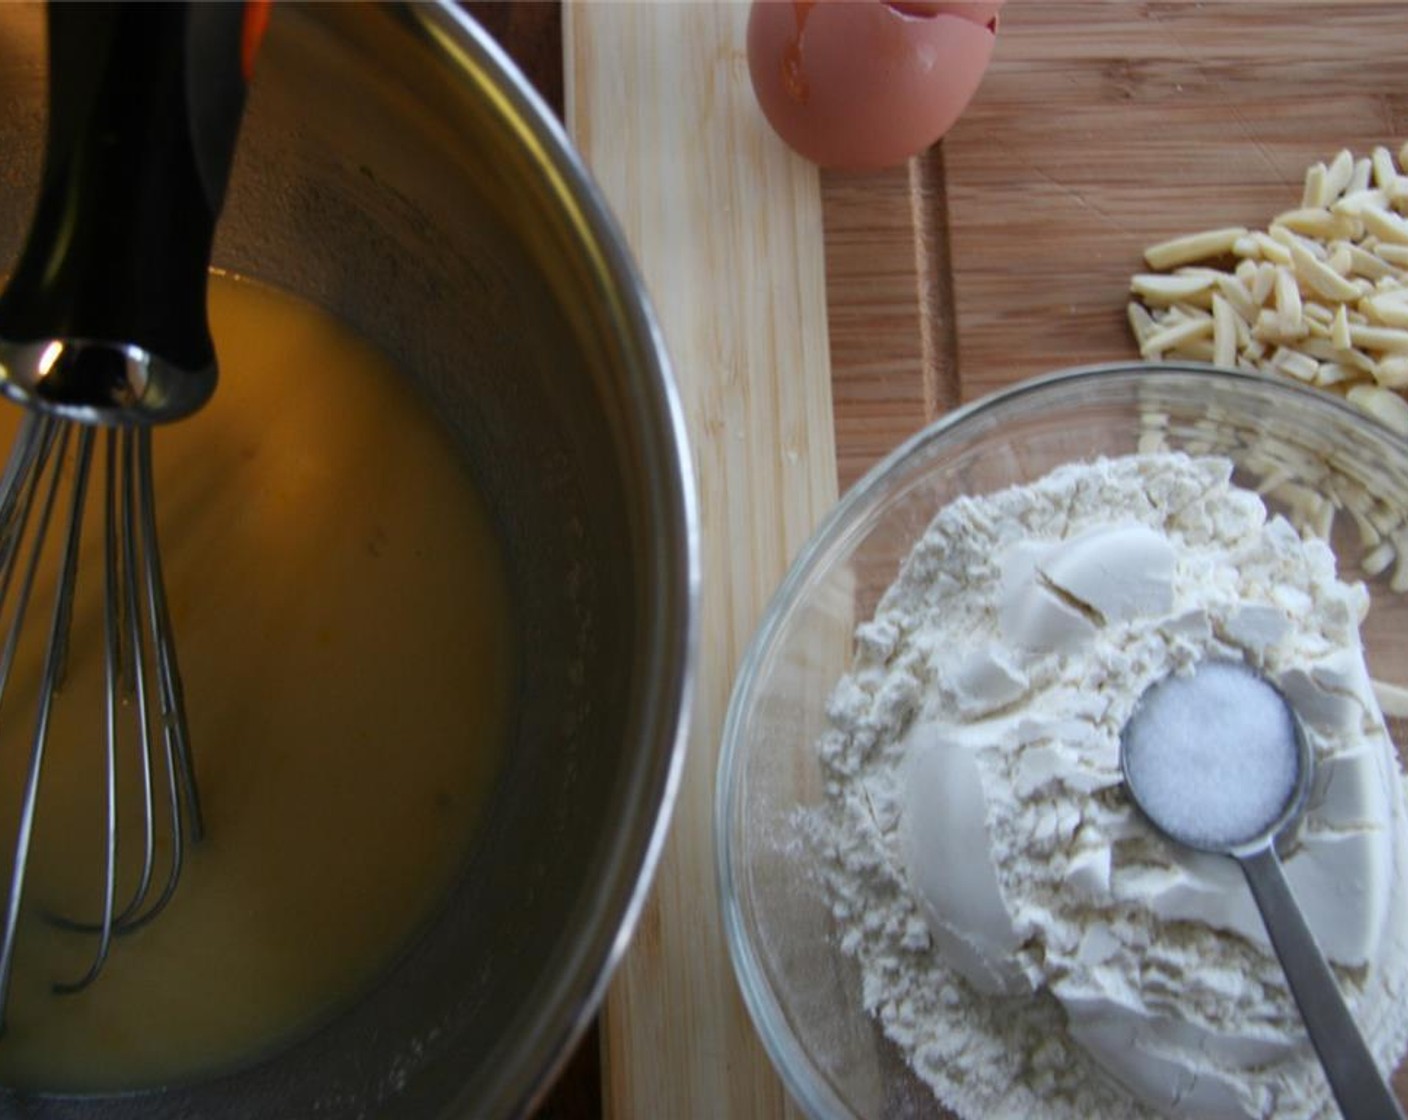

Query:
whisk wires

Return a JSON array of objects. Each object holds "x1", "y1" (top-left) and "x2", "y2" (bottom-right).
[{"x1": 0, "y1": 415, "x2": 200, "y2": 1031}]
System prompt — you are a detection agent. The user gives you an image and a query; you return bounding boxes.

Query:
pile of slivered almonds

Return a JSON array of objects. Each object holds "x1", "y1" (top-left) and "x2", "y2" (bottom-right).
[{"x1": 1128, "y1": 143, "x2": 1408, "y2": 435}]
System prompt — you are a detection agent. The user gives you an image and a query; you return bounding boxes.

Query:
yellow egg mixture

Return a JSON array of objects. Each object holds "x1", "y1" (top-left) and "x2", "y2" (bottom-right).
[{"x1": 0, "y1": 274, "x2": 511, "y2": 1090}]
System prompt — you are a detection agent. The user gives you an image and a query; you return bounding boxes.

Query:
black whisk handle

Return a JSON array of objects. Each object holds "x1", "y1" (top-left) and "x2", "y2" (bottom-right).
[{"x1": 0, "y1": 1, "x2": 268, "y2": 424}]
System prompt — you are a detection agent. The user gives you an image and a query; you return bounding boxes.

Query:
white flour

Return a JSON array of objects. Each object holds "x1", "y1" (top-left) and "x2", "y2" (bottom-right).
[{"x1": 808, "y1": 453, "x2": 1408, "y2": 1119}]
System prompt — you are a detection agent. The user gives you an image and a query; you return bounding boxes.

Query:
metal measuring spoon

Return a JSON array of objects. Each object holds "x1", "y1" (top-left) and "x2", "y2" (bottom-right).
[{"x1": 1121, "y1": 660, "x2": 1404, "y2": 1120}]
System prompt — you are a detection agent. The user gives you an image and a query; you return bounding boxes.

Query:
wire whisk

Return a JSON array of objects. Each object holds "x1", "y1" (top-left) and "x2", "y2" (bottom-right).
[
  {"x1": 0, "y1": 0, "x2": 257, "y2": 1031},
  {"x1": 0, "y1": 414, "x2": 201, "y2": 1027}
]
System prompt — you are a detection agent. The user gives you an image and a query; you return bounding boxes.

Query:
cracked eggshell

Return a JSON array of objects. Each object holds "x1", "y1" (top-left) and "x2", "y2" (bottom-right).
[
  {"x1": 746, "y1": 0, "x2": 1001, "y2": 171},
  {"x1": 899, "y1": 720, "x2": 1030, "y2": 995},
  {"x1": 1037, "y1": 523, "x2": 1176, "y2": 624},
  {"x1": 1061, "y1": 994, "x2": 1292, "y2": 1120}
]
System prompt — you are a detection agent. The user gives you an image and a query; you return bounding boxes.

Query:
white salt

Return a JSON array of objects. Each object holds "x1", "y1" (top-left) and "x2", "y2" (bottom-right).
[{"x1": 1123, "y1": 661, "x2": 1301, "y2": 849}]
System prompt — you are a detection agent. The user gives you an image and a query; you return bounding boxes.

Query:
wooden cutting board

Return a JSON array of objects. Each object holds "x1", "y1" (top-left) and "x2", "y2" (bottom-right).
[
  {"x1": 564, "y1": 2, "x2": 1408, "y2": 1116},
  {"x1": 565, "y1": 5, "x2": 833, "y2": 1116}
]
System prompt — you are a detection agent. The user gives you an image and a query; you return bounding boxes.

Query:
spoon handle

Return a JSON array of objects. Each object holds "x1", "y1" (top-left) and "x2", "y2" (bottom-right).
[{"x1": 1238, "y1": 845, "x2": 1405, "y2": 1120}]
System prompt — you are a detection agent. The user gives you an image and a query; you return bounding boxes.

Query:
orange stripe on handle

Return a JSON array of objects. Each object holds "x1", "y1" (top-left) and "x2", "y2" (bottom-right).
[{"x1": 241, "y1": 0, "x2": 272, "y2": 82}]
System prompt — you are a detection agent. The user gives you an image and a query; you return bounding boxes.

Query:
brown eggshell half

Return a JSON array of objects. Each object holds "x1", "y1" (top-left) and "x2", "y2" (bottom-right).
[{"x1": 747, "y1": 0, "x2": 999, "y2": 172}]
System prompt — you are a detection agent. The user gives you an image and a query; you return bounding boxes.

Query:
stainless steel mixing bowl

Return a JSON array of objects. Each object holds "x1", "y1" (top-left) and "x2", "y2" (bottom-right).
[{"x1": 0, "y1": 4, "x2": 697, "y2": 1117}]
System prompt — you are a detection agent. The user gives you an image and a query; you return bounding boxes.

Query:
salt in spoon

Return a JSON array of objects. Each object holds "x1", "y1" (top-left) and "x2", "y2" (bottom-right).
[{"x1": 1120, "y1": 659, "x2": 1404, "y2": 1120}]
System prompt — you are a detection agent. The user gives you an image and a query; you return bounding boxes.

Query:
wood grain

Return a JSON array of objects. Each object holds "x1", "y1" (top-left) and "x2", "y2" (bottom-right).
[
  {"x1": 565, "y1": 4, "x2": 834, "y2": 1117},
  {"x1": 823, "y1": 149, "x2": 960, "y2": 492}
]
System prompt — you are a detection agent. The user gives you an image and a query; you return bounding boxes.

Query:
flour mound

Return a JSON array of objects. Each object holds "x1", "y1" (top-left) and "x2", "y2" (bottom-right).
[{"x1": 808, "y1": 452, "x2": 1408, "y2": 1120}]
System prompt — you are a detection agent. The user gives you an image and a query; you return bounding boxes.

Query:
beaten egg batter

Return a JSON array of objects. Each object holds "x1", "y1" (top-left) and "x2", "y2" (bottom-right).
[{"x1": 0, "y1": 273, "x2": 512, "y2": 1090}]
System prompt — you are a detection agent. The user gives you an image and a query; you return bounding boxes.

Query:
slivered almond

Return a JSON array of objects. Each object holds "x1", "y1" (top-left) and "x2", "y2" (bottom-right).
[
  {"x1": 1251, "y1": 261, "x2": 1278, "y2": 304},
  {"x1": 1325, "y1": 149, "x2": 1355, "y2": 198},
  {"x1": 1299, "y1": 336, "x2": 1347, "y2": 362},
  {"x1": 1290, "y1": 241, "x2": 1362, "y2": 301},
  {"x1": 1130, "y1": 273, "x2": 1216, "y2": 302},
  {"x1": 1273, "y1": 208, "x2": 1354, "y2": 240},
  {"x1": 1349, "y1": 323, "x2": 1408, "y2": 352},
  {"x1": 1143, "y1": 226, "x2": 1247, "y2": 270},
  {"x1": 1274, "y1": 267, "x2": 1304, "y2": 334},
  {"x1": 1140, "y1": 315, "x2": 1214, "y2": 358},
  {"x1": 1249, "y1": 231, "x2": 1293, "y2": 266},
  {"x1": 1349, "y1": 157, "x2": 1373, "y2": 195},
  {"x1": 1317, "y1": 361, "x2": 1353, "y2": 387},
  {"x1": 1348, "y1": 383, "x2": 1408, "y2": 433},
  {"x1": 1214, "y1": 273, "x2": 1259, "y2": 322},
  {"x1": 1178, "y1": 336, "x2": 1217, "y2": 363},
  {"x1": 1332, "y1": 303, "x2": 1353, "y2": 349},
  {"x1": 1212, "y1": 294, "x2": 1238, "y2": 368},
  {"x1": 1364, "y1": 541, "x2": 1396, "y2": 576},
  {"x1": 1362, "y1": 205, "x2": 1408, "y2": 245},
  {"x1": 1375, "y1": 355, "x2": 1408, "y2": 388},
  {"x1": 1303, "y1": 162, "x2": 1329, "y2": 208},
  {"x1": 1270, "y1": 347, "x2": 1319, "y2": 382},
  {"x1": 1304, "y1": 300, "x2": 1335, "y2": 326},
  {"x1": 1339, "y1": 241, "x2": 1398, "y2": 279},
  {"x1": 1127, "y1": 301, "x2": 1157, "y2": 345},
  {"x1": 1337, "y1": 345, "x2": 1380, "y2": 376},
  {"x1": 1333, "y1": 188, "x2": 1388, "y2": 216},
  {"x1": 1373, "y1": 147, "x2": 1398, "y2": 190},
  {"x1": 1362, "y1": 294, "x2": 1408, "y2": 328},
  {"x1": 1270, "y1": 223, "x2": 1326, "y2": 259},
  {"x1": 1254, "y1": 307, "x2": 1307, "y2": 344}
]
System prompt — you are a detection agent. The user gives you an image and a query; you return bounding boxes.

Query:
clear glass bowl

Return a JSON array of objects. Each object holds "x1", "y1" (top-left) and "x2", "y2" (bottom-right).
[{"x1": 716, "y1": 362, "x2": 1408, "y2": 1118}]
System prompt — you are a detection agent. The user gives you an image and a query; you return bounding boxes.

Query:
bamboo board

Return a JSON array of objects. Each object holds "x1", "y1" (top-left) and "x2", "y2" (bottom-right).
[{"x1": 565, "y1": 3, "x2": 834, "y2": 1116}]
